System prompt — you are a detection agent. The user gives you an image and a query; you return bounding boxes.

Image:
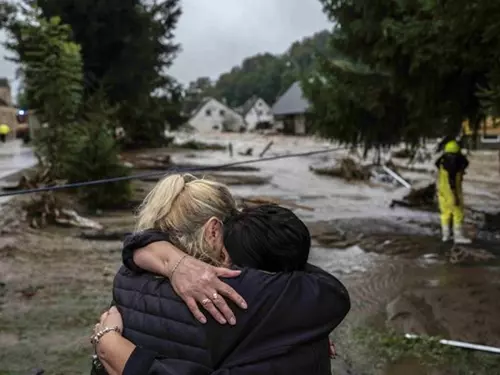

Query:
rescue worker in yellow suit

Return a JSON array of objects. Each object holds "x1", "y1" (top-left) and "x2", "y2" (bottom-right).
[
  {"x1": 435, "y1": 139, "x2": 471, "y2": 244},
  {"x1": 0, "y1": 123, "x2": 10, "y2": 143}
]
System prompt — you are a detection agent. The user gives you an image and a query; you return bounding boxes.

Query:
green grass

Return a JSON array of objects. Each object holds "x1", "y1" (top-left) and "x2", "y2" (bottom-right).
[{"x1": 354, "y1": 328, "x2": 500, "y2": 374}]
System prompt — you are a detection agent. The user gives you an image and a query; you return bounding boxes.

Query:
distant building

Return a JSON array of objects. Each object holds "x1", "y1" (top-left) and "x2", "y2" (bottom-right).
[
  {"x1": 187, "y1": 97, "x2": 245, "y2": 133},
  {"x1": 237, "y1": 96, "x2": 274, "y2": 131},
  {"x1": 272, "y1": 81, "x2": 310, "y2": 135},
  {"x1": 0, "y1": 78, "x2": 18, "y2": 141}
]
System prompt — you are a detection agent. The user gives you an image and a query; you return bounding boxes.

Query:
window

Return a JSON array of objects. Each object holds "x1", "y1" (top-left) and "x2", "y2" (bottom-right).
[
  {"x1": 219, "y1": 109, "x2": 226, "y2": 116},
  {"x1": 205, "y1": 109, "x2": 212, "y2": 116},
  {"x1": 257, "y1": 110, "x2": 263, "y2": 116}
]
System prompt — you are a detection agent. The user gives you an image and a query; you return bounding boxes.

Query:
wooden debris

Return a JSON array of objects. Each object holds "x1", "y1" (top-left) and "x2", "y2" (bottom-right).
[
  {"x1": 238, "y1": 196, "x2": 314, "y2": 211},
  {"x1": 14, "y1": 168, "x2": 103, "y2": 230},
  {"x1": 239, "y1": 148, "x2": 253, "y2": 156},
  {"x1": 448, "y1": 246, "x2": 496, "y2": 264},
  {"x1": 130, "y1": 155, "x2": 172, "y2": 170},
  {"x1": 80, "y1": 228, "x2": 129, "y2": 241},
  {"x1": 259, "y1": 141, "x2": 274, "y2": 158},
  {"x1": 392, "y1": 148, "x2": 414, "y2": 159},
  {"x1": 310, "y1": 157, "x2": 372, "y2": 181},
  {"x1": 55, "y1": 209, "x2": 103, "y2": 230},
  {"x1": 390, "y1": 182, "x2": 436, "y2": 210}
]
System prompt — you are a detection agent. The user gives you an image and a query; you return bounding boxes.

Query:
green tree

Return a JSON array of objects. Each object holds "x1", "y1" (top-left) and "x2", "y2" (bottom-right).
[
  {"x1": 6, "y1": 6, "x2": 83, "y2": 179},
  {"x1": 5, "y1": 2, "x2": 131, "y2": 208},
  {"x1": 307, "y1": 0, "x2": 500, "y2": 149},
  {"x1": 36, "y1": 0, "x2": 183, "y2": 147}
]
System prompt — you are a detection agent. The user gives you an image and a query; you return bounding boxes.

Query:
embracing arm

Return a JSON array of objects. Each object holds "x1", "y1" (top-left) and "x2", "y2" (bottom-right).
[
  {"x1": 96, "y1": 307, "x2": 212, "y2": 375},
  {"x1": 209, "y1": 265, "x2": 350, "y2": 368},
  {"x1": 98, "y1": 333, "x2": 212, "y2": 375},
  {"x1": 122, "y1": 230, "x2": 247, "y2": 325},
  {"x1": 269, "y1": 264, "x2": 350, "y2": 341},
  {"x1": 122, "y1": 230, "x2": 176, "y2": 275}
]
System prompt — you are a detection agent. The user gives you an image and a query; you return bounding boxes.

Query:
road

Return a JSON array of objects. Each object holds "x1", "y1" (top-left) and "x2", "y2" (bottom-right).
[{"x1": 0, "y1": 139, "x2": 37, "y2": 204}]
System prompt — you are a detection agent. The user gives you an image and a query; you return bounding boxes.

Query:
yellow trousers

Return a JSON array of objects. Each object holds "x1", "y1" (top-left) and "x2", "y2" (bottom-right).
[{"x1": 438, "y1": 192, "x2": 464, "y2": 228}]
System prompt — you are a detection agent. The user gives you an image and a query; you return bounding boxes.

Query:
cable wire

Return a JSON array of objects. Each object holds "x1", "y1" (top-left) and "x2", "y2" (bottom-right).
[{"x1": 0, "y1": 145, "x2": 348, "y2": 198}]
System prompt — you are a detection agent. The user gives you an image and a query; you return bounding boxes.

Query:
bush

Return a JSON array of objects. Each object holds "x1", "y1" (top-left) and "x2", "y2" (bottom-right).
[
  {"x1": 65, "y1": 126, "x2": 132, "y2": 210},
  {"x1": 64, "y1": 94, "x2": 132, "y2": 209}
]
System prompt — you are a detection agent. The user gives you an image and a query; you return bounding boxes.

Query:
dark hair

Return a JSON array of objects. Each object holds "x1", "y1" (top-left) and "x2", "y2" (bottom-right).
[{"x1": 222, "y1": 205, "x2": 311, "y2": 272}]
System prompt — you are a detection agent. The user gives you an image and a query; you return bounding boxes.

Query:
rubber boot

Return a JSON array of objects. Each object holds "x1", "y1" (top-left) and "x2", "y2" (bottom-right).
[
  {"x1": 453, "y1": 225, "x2": 471, "y2": 244},
  {"x1": 441, "y1": 225, "x2": 451, "y2": 242}
]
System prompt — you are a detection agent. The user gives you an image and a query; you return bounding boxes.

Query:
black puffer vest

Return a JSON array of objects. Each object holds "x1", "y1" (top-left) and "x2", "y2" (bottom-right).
[{"x1": 113, "y1": 263, "x2": 350, "y2": 374}]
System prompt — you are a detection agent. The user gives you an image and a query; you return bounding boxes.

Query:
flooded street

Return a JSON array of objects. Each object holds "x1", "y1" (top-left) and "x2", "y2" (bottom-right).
[{"x1": 172, "y1": 133, "x2": 500, "y2": 374}]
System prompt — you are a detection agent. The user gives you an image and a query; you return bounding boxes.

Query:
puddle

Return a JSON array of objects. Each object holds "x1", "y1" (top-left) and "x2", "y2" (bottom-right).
[{"x1": 309, "y1": 245, "x2": 379, "y2": 275}]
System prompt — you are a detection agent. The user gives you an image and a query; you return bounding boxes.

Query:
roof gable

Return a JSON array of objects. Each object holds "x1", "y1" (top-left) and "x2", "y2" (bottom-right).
[{"x1": 272, "y1": 82, "x2": 309, "y2": 116}]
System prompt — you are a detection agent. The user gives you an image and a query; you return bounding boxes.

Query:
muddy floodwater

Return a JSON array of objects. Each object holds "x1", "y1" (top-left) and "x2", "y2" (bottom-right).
[
  {"x1": 176, "y1": 133, "x2": 500, "y2": 374},
  {"x1": 1, "y1": 133, "x2": 500, "y2": 374}
]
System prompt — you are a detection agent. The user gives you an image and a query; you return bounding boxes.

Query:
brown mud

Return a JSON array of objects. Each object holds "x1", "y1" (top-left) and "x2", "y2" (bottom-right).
[{"x1": 1, "y1": 139, "x2": 500, "y2": 374}]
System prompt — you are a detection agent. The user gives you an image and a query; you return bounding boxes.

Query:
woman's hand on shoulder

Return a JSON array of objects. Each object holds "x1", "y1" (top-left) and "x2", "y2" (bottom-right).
[{"x1": 170, "y1": 255, "x2": 248, "y2": 326}]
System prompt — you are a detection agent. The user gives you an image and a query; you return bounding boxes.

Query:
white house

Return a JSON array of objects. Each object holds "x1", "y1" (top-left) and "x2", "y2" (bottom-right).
[
  {"x1": 238, "y1": 96, "x2": 274, "y2": 131},
  {"x1": 188, "y1": 97, "x2": 245, "y2": 133},
  {"x1": 272, "y1": 81, "x2": 310, "y2": 135}
]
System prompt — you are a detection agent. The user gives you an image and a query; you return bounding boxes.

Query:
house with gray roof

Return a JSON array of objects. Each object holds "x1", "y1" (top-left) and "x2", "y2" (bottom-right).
[{"x1": 272, "y1": 81, "x2": 311, "y2": 135}]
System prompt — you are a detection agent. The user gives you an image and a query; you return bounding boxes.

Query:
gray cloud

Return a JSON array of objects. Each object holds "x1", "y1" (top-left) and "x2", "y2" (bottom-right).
[{"x1": 0, "y1": 0, "x2": 331, "y2": 98}]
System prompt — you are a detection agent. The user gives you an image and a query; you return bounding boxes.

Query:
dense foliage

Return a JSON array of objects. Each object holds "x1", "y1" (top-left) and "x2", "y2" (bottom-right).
[
  {"x1": 304, "y1": 0, "x2": 500, "y2": 150},
  {"x1": 4, "y1": 3, "x2": 131, "y2": 208},
  {"x1": 5, "y1": 7, "x2": 84, "y2": 179},
  {"x1": 185, "y1": 30, "x2": 331, "y2": 109},
  {"x1": 14, "y1": 0, "x2": 184, "y2": 147}
]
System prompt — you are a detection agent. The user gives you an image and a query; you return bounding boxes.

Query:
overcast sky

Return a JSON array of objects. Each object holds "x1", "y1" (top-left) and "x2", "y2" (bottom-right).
[{"x1": 0, "y1": 0, "x2": 331, "y2": 98}]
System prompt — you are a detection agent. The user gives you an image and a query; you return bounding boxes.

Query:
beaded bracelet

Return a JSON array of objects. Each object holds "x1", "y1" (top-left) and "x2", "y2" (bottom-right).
[
  {"x1": 169, "y1": 254, "x2": 188, "y2": 279},
  {"x1": 90, "y1": 326, "x2": 121, "y2": 347}
]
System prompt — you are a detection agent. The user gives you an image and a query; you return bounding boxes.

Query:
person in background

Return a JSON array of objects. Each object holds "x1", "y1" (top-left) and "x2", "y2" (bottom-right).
[
  {"x1": 0, "y1": 123, "x2": 10, "y2": 143},
  {"x1": 435, "y1": 138, "x2": 471, "y2": 244}
]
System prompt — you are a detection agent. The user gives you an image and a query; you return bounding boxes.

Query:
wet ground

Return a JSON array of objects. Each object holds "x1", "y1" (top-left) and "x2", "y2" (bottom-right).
[{"x1": 1, "y1": 133, "x2": 500, "y2": 374}]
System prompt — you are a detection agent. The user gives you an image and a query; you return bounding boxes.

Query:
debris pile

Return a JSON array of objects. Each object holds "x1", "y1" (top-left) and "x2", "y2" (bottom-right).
[
  {"x1": 3, "y1": 168, "x2": 103, "y2": 230},
  {"x1": 237, "y1": 196, "x2": 314, "y2": 212},
  {"x1": 174, "y1": 140, "x2": 226, "y2": 151},
  {"x1": 131, "y1": 154, "x2": 171, "y2": 170},
  {"x1": 23, "y1": 192, "x2": 102, "y2": 230},
  {"x1": 238, "y1": 148, "x2": 253, "y2": 156},
  {"x1": 390, "y1": 182, "x2": 436, "y2": 210},
  {"x1": 392, "y1": 148, "x2": 414, "y2": 159},
  {"x1": 310, "y1": 157, "x2": 372, "y2": 181}
]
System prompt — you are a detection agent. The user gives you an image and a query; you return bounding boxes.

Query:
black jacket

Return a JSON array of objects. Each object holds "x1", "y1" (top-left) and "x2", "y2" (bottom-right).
[{"x1": 114, "y1": 231, "x2": 350, "y2": 374}]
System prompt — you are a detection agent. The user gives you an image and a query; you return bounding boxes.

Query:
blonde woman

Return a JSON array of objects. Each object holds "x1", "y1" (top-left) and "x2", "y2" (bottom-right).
[{"x1": 93, "y1": 175, "x2": 350, "y2": 375}]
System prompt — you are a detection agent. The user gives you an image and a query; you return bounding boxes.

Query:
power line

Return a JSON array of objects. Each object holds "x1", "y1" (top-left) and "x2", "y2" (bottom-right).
[{"x1": 0, "y1": 145, "x2": 349, "y2": 198}]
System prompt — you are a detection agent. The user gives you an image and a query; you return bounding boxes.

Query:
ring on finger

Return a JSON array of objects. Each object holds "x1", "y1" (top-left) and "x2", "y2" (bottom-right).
[
  {"x1": 201, "y1": 298, "x2": 211, "y2": 306},
  {"x1": 212, "y1": 292, "x2": 219, "y2": 301}
]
